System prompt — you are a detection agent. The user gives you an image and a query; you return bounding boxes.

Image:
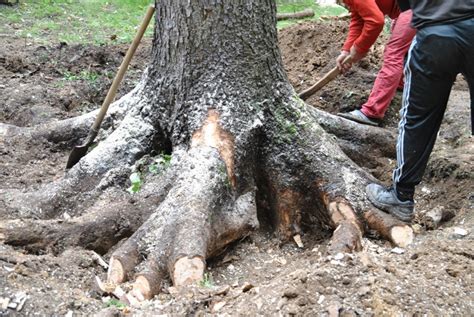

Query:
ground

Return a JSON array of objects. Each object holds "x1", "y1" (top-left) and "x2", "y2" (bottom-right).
[{"x1": 1, "y1": 20, "x2": 473, "y2": 316}]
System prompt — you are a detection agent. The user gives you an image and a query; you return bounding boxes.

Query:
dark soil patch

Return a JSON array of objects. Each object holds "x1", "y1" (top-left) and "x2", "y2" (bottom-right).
[
  {"x1": 0, "y1": 36, "x2": 151, "y2": 127},
  {"x1": 0, "y1": 20, "x2": 472, "y2": 316}
]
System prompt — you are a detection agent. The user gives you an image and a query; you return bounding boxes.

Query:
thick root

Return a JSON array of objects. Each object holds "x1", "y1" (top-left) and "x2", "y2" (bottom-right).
[
  {"x1": 107, "y1": 142, "x2": 258, "y2": 300},
  {"x1": 171, "y1": 256, "x2": 206, "y2": 287},
  {"x1": 327, "y1": 201, "x2": 363, "y2": 253},
  {"x1": 364, "y1": 209, "x2": 414, "y2": 248},
  {"x1": 308, "y1": 107, "x2": 397, "y2": 159},
  {"x1": 0, "y1": 79, "x2": 144, "y2": 145},
  {"x1": 108, "y1": 241, "x2": 141, "y2": 285},
  {"x1": 1, "y1": 96, "x2": 164, "y2": 219},
  {"x1": 1, "y1": 196, "x2": 147, "y2": 253}
]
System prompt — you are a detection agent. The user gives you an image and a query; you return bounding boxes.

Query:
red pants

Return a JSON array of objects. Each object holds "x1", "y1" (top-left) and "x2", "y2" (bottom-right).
[{"x1": 361, "y1": 10, "x2": 416, "y2": 119}]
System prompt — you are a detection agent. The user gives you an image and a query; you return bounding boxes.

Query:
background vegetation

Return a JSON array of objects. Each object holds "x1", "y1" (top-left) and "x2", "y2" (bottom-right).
[{"x1": 0, "y1": 0, "x2": 346, "y2": 44}]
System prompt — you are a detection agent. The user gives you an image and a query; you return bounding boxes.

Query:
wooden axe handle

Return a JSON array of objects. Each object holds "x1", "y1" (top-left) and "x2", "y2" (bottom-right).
[
  {"x1": 91, "y1": 5, "x2": 155, "y2": 131},
  {"x1": 298, "y1": 55, "x2": 352, "y2": 101}
]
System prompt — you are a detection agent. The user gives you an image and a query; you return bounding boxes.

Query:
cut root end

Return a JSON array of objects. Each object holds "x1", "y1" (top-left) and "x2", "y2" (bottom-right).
[
  {"x1": 364, "y1": 209, "x2": 414, "y2": 248},
  {"x1": 107, "y1": 257, "x2": 126, "y2": 284},
  {"x1": 172, "y1": 256, "x2": 205, "y2": 287},
  {"x1": 131, "y1": 275, "x2": 154, "y2": 301},
  {"x1": 390, "y1": 226, "x2": 414, "y2": 248}
]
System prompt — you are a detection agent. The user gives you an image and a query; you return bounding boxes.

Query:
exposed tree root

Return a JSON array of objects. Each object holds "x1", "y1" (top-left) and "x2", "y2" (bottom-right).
[
  {"x1": 1, "y1": 157, "x2": 178, "y2": 253},
  {"x1": 327, "y1": 201, "x2": 363, "y2": 253},
  {"x1": 1, "y1": 96, "x2": 165, "y2": 219},
  {"x1": 0, "y1": 81, "x2": 145, "y2": 146},
  {"x1": 364, "y1": 209, "x2": 414, "y2": 248},
  {"x1": 419, "y1": 207, "x2": 455, "y2": 230},
  {"x1": 1, "y1": 195, "x2": 151, "y2": 254},
  {"x1": 100, "y1": 110, "x2": 259, "y2": 300},
  {"x1": 308, "y1": 107, "x2": 397, "y2": 160}
]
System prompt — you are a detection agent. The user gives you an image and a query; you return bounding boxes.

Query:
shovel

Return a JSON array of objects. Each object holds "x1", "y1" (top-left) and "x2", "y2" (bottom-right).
[
  {"x1": 66, "y1": 5, "x2": 155, "y2": 169},
  {"x1": 298, "y1": 55, "x2": 352, "y2": 101}
]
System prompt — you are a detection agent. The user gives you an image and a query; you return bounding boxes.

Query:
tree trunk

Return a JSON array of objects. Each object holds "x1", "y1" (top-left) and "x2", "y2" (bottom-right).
[{"x1": 0, "y1": 0, "x2": 412, "y2": 302}]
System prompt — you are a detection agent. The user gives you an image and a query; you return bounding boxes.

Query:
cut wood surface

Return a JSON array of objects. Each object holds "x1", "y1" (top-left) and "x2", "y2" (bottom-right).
[
  {"x1": 364, "y1": 209, "x2": 414, "y2": 248},
  {"x1": 420, "y1": 207, "x2": 455, "y2": 230}
]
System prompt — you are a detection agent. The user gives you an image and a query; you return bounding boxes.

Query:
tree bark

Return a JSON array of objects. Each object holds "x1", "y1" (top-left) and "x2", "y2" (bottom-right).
[{"x1": 0, "y1": 0, "x2": 412, "y2": 302}]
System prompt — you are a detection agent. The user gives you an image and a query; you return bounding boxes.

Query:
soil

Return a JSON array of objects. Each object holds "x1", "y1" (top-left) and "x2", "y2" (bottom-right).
[{"x1": 1, "y1": 20, "x2": 473, "y2": 316}]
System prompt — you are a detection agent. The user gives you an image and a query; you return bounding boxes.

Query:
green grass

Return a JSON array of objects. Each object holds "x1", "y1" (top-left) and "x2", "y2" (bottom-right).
[
  {"x1": 0, "y1": 0, "x2": 154, "y2": 44},
  {"x1": 276, "y1": 0, "x2": 347, "y2": 29},
  {"x1": 0, "y1": 1, "x2": 345, "y2": 44}
]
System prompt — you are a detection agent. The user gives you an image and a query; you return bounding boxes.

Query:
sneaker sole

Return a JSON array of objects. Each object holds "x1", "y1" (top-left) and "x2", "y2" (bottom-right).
[
  {"x1": 366, "y1": 188, "x2": 414, "y2": 222},
  {"x1": 337, "y1": 112, "x2": 379, "y2": 127}
]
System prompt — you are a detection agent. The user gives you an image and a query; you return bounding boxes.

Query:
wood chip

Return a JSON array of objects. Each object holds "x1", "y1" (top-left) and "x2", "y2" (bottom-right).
[
  {"x1": 241, "y1": 282, "x2": 253, "y2": 292},
  {"x1": 327, "y1": 301, "x2": 341, "y2": 317},
  {"x1": 221, "y1": 254, "x2": 239, "y2": 264},
  {"x1": 113, "y1": 286, "x2": 126, "y2": 299},
  {"x1": 7, "y1": 302, "x2": 17, "y2": 309},
  {"x1": 453, "y1": 227, "x2": 468, "y2": 237},
  {"x1": 90, "y1": 251, "x2": 109, "y2": 269},
  {"x1": 293, "y1": 234, "x2": 304, "y2": 248},
  {"x1": 16, "y1": 295, "x2": 27, "y2": 311},
  {"x1": 212, "y1": 301, "x2": 226, "y2": 312},
  {"x1": 3, "y1": 266, "x2": 15, "y2": 272},
  {"x1": 391, "y1": 247, "x2": 405, "y2": 254},
  {"x1": 95, "y1": 276, "x2": 116, "y2": 293},
  {"x1": 0, "y1": 297, "x2": 10, "y2": 310},
  {"x1": 125, "y1": 292, "x2": 141, "y2": 307}
]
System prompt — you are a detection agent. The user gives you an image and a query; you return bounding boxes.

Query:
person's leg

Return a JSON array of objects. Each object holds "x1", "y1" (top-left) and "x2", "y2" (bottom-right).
[
  {"x1": 467, "y1": 76, "x2": 474, "y2": 135},
  {"x1": 394, "y1": 24, "x2": 464, "y2": 198},
  {"x1": 456, "y1": 18, "x2": 474, "y2": 135},
  {"x1": 367, "y1": 22, "x2": 464, "y2": 221},
  {"x1": 360, "y1": 10, "x2": 416, "y2": 119}
]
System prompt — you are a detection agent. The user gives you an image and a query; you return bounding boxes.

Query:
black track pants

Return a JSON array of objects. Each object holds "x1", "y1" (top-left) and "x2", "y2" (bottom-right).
[{"x1": 393, "y1": 17, "x2": 474, "y2": 198}]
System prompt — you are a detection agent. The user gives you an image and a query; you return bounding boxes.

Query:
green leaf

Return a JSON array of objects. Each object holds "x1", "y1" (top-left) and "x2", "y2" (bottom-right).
[{"x1": 129, "y1": 172, "x2": 141, "y2": 184}]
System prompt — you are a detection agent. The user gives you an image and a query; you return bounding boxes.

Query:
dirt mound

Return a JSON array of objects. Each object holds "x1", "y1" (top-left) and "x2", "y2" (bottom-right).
[
  {"x1": 0, "y1": 37, "x2": 151, "y2": 127},
  {"x1": 279, "y1": 20, "x2": 383, "y2": 87},
  {"x1": 278, "y1": 21, "x2": 406, "y2": 128}
]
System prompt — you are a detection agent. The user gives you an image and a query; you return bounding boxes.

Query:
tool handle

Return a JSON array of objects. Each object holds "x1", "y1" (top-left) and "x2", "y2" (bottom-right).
[
  {"x1": 91, "y1": 5, "x2": 155, "y2": 131},
  {"x1": 298, "y1": 55, "x2": 352, "y2": 101}
]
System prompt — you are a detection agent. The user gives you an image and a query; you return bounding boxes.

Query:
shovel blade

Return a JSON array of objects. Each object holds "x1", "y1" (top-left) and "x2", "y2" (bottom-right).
[{"x1": 66, "y1": 144, "x2": 90, "y2": 169}]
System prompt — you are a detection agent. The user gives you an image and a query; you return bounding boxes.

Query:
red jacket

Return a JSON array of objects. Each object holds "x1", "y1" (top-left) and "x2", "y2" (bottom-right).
[{"x1": 342, "y1": 0, "x2": 400, "y2": 54}]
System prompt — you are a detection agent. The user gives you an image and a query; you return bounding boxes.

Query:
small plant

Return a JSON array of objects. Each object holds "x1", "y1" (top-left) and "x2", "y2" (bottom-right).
[
  {"x1": 105, "y1": 298, "x2": 127, "y2": 309},
  {"x1": 148, "y1": 153, "x2": 172, "y2": 174},
  {"x1": 79, "y1": 70, "x2": 99, "y2": 83},
  {"x1": 199, "y1": 273, "x2": 214, "y2": 288},
  {"x1": 286, "y1": 122, "x2": 297, "y2": 135},
  {"x1": 62, "y1": 70, "x2": 79, "y2": 81},
  {"x1": 127, "y1": 172, "x2": 142, "y2": 194},
  {"x1": 62, "y1": 70, "x2": 99, "y2": 83}
]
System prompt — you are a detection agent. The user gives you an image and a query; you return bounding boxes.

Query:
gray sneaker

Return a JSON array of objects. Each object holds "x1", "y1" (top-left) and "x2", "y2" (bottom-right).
[
  {"x1": 366, "y1": 183, "x2": 414, "y2": 222},
  {"x1": 338, "y1": 110, "x2": 380, "y2": 127}
]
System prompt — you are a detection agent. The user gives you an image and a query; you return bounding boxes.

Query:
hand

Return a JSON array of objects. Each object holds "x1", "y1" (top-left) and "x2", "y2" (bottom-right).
[
  {"x1": 349, "y1": 45, "x2": 366, "y2": 64},
  {"x1": 336, "y1": 50, "x2": 352, "y2": 74}
]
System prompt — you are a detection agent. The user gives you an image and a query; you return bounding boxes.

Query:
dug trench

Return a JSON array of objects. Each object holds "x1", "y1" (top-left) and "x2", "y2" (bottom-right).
[{"x1": 0, "y1": 21, "x2": 472, "y2": 315}]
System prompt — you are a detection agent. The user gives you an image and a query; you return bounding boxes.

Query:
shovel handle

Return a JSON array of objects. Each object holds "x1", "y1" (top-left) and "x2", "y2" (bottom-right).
[
  {"x1": 298, "y1": 55, "x2": 352, "y2": 101},
  {"x1": 91, "y1": 5, "x2": 155, "y2": 131}
]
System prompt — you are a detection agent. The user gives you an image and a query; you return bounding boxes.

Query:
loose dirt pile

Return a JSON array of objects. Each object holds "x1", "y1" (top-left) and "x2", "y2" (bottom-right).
[
  {"x1": 1, "y1": 20, "x2": 472, "y2": 316},
  {"x1": 279, "y1": 21, "x2": 393, "y2": 122}
]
